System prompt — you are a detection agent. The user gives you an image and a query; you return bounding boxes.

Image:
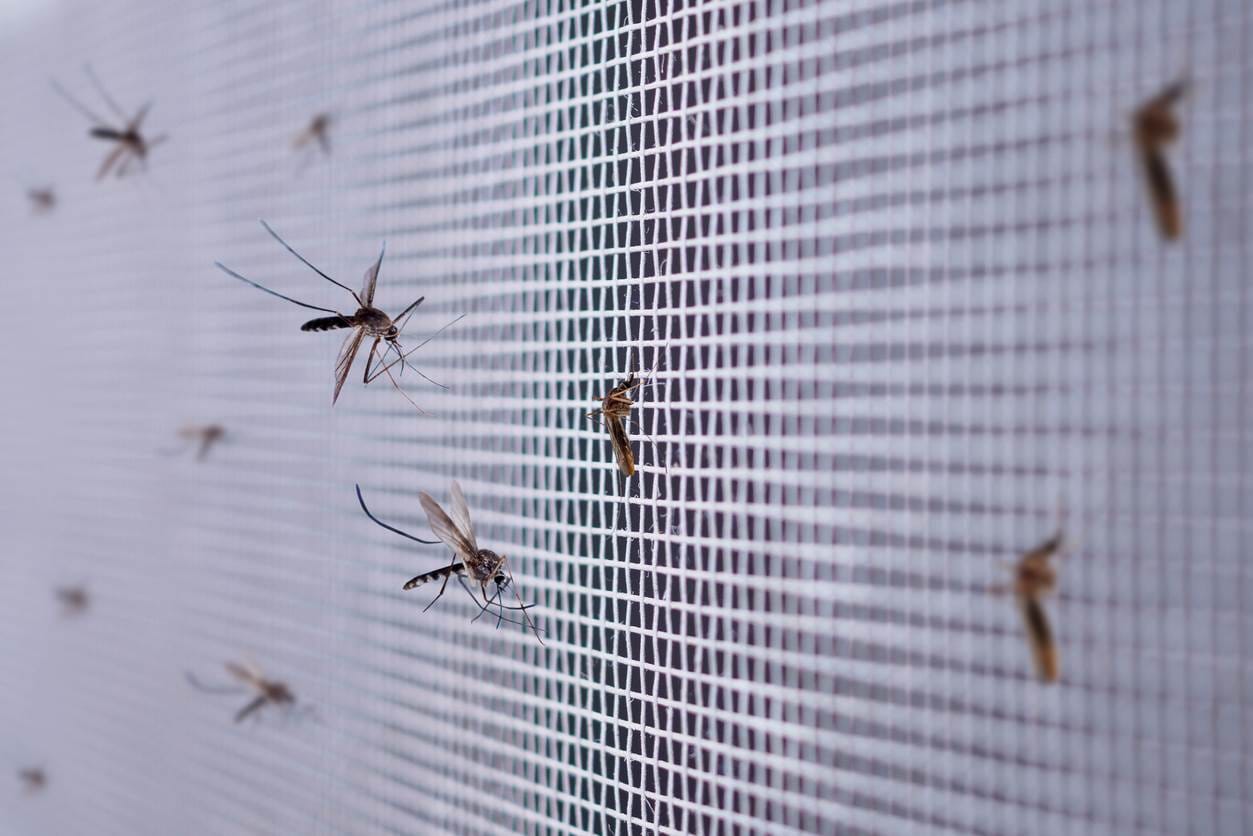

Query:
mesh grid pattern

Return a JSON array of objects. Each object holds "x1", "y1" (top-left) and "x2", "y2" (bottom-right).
[{"x1": 1, "y1": 1, "x2": 1251, "y2": 834}]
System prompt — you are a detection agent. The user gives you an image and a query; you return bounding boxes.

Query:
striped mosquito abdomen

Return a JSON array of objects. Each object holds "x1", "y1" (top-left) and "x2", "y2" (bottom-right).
[
  {"x1": 403, "y1": 562, "x2": 463, "y2": 591},
  {"x1": 301, "y1": 315, "x2": 354, "y2": 332}
]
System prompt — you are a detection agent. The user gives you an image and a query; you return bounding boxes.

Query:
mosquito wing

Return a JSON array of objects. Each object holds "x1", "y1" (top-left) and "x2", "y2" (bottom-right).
[
  {"x1": 606, "y1": 415, "x2": 635, "y2": 476},
  {"x1": 225, "y1": 662, "x2": 261, "y2": 688},
  {"x1": 419, "y1": 491, "x2": 477, "y2": 559},
  {"x1": 333, "y1": 328, "x2": 366, "y2": 404},
  {"x1": 360, "y1": 244, "x2": 385, "y2": 306},
  {"x1": 447, "y1": 481, "x2": 477, "y2": 551},
  {"x1": 1017, "y1": 595, "x2": 1059, "y2": 682}
]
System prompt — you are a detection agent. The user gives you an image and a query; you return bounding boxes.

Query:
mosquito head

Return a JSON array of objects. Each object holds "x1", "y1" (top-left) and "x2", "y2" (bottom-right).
[{"x1": 385, "y1": 324, "x2": 400, "y2": 341}]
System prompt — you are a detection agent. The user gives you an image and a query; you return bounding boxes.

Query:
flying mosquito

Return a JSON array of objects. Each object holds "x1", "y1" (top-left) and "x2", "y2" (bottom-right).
[
  {"x1": 51, "y1": 66, "x2": 166, "y2": 180},
  {"x1": 164, "y1": 423, "x2": 225, "y2": 461},
  {"x1": 215, "y1": 220, "x2": 461, "y2": 409},
  {"x1": 18, "y1": 768, "x2": 46, "y2": 794},
  {"x1": 186, "y1": 661, "x2": 298, "y2": 723},
  {"x1": 293, "y1": 112, "x2": 332, "y2": 157},
  {"x1": 994, "y1": 530, "x2": 1064, "y2": 683},
  {"x1": 55, "y1": 586, "x2": 89, "y2": 616},
  {"x1": 356, "y1": 483, "x2": 543, "y2": 642},
  {"x1": 1133, "y1": 79, "x2": 1187, "y2": 240},
  {"x1": 26, "y1": 187, "x2": 55, "y2": 214}
]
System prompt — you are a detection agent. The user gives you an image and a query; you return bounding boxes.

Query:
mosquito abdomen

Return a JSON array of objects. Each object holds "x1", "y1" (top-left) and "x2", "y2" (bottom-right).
[{"x1": 301, "y1": 315, "x2": 353, "y2": 332}]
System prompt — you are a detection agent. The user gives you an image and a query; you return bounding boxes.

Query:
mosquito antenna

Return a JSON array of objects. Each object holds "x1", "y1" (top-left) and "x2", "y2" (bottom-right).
[
  {"x1": 258, "y1": 220, "x2": 362, "y2": 304},
  {"x1": 456, "y1": 576, "x2": 542, "y2": 630},
  {"x1": 355, "y1": 484, "x2": 440, "y2": 544},
  {"x1": 214, "y1": 261, "x2": 341, "y2": 315},
  {"x1": 83, "y1": 64, "x2": 128, "y2": 123},
  {"x1": 51, "y1": 78, "x2": 109, "y2": 126}
]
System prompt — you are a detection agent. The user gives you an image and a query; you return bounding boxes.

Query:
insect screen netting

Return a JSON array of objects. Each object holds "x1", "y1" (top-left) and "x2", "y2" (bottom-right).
[{"x1": 1, "y1": 1, "x2": 1251, "y2": 834}]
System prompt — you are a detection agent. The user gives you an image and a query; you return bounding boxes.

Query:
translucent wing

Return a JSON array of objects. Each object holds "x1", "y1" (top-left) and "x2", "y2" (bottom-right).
[
  {"x1": 360, "y1": 244, "x2": 385, "y2": 306},
  {"x1": 419, "y1": 491, "x2": 477, "y2": 560},
  {"x1": 225, "y1": 662, "x2": 261, "y2": 688},
  {"x1": 1018, "y1": 596, "x2": 1059, "y2": 682},
  {"x1": 447, "y1": 481, "x2": 478, "y2": 552},
  {"x1": 606, "y1": 415, "x2": 635, "y2": 476},
  {"x1": 1141, "y1": 149, "x2": 1182, "y2": 240},
  {"x1": 332, "y1": 329, "x2": 366, "y2": 404}
]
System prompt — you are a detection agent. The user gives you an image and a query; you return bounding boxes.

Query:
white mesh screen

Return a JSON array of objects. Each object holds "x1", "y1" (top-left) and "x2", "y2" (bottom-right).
[{"x1": 2, "y1": 1, "x2": 1251, "y2": 834}]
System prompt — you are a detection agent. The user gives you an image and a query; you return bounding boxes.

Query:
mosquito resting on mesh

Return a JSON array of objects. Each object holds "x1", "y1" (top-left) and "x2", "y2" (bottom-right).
[
  {"x1": 992, "y1": 530, "x2": 1065, "y2": 683},
  {"x1": 186, "y1": 661, "x2": 302, "y2": 723},
  {"x1": 1133, "y1": 79, "x2": 1187, "y2": 241},
  {"x1": 356, "y1": 482, "x2": 543, "y2": 642},
  {"x1": 18, "y1": 768, "x2": 46, "y2": 794},
  {"x1": 586, "y1": 352, "x2": 666, "y2": 478},
  {"x1": 55, "y1": 586, "x2": 89, "y2": 616},
  {"x1": 163, "y1": 423, "x2": 225, "y2": 461},
  {"x1": 51, "y1": 66, "x2": 166, "y2": 180},
  {"x1": 214, "y1": 220, "x2": 462, "y2": 409}
]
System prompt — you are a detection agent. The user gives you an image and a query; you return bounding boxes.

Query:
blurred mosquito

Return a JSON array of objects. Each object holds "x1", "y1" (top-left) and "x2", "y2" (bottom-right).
[
  {"x1": 18, "y1": 768, "x2": 46, "y2": 794},
  {"x1": 293, "y1": 112, "x2": 332, "y2": 157},
  {"x1": 215, "y1": 220, "x2": 462, "y2": 409},
  {"x1": 1133, "y1": 80, "x2": 1187, "y2": 240},
  {"x1": 992, "y1": 529, "x2": 1064, "y2": 683},
  {"x1": 586, "y1": 351, "x2": 666, "y2": 478},
  {"x1": 55, "y1": 586, "x2": 89, "y2": 616},
  {"x1": 163, "y1": 424, "x2": 225, "y2": 461},
  {"x1": 186, "y1": 661, "x2": 304, "y2": 723},
  {"x1": 356, "y1": 483, "x2": 543, "y2": 642},
  {"x1": 26, "y1": 187, "x2": 55, "y2": 215},
  {"x1": 51, "y1": 66, "x2": 166, "y2": 180}
]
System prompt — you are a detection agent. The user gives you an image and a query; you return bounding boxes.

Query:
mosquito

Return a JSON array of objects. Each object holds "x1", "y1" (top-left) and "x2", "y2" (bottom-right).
[
  {"x1": 26, "y1": 187, "x2": 55, "y2": 215},
  {"x1": 293, "y1": 112, "x2": 332, "y2": 157},
  {"x1": 51, "y1": 66, "x2": 166, "y2": 180},
  {"x1": 993, "y1": 530, "x2": 1064, "y2": 683},
  {"x1": 1133, "y1": 80, "x2": 1187, "y2": 241},
  {"x1": 55, "y1": 586, "x2": 89, "y2": 616},
  {"x1": 18, "y1": 768, "x2": 46, "y2": 794},
  {"x1": 586, "y1": 351, "x2": 666, "y2": 478},
  {"x1": 356, "y1": 483, "x2": 543, "y2": 642},
  {"x1": 186, "y1": 662, "x2": 299, "y2": 723},
  {"x1": 215, "y1": 220, "x2": 461, "y2": 409},
  {"x1": 164, "y1": 424, "x2": 225, "y2": 461}
]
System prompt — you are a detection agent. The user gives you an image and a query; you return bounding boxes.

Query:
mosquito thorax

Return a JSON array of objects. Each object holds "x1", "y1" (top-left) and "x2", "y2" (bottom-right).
[
  {"x1": 465, "y1": 549, "x2": 505, "y2": 583},
  {"x1": 355, "y1": 307, "x2": 393, "y2": 334}
]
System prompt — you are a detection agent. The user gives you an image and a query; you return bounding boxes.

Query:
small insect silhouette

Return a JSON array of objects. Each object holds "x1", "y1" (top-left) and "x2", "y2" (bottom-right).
[
  {"x1": 586, "y1": 353, "x2": 666, "y2": 478},
  {"x1": 187, "y1": 662, "x2": 298, "y2": 723},
  {"x1": 165, "y1": 424, "x2": 225, "y2": 461},
  {"x1": 18, "y1": 768, "x2": 46, "y2": 794},
  {"x1": 215, "y1": 220, "x2": 461, "y2": 409},
  {"x1": 55, "y1": 586, "x2": 89, "y2": 616},
  {"x1": 356, "y1": 483, "x2": 542, "y2": 641},
  {"x1": 1133, "y1": 80, "x2": 1187, "y2": 240},
  {"x1": 293, "y1": 113, "x2": 332, "y2": 156},
  {"x1": 51, "y1": 66, "x2": 166, "y2": 180},
  {"x1": 994, "y1": 530, "x2": 1064, "y2": 682},
  {"x1": 26, "y1": 187, "x2": 55, "y2": 215}
]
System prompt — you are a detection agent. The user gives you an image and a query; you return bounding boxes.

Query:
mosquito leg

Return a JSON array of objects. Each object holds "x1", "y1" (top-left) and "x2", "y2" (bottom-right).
[
  {"x1": 422, "y1": 569, "x2": 454, "y2": 613},
  {"x1": 185, "y1": 672, "x2": 246, "y2": 695},
  {"x1": 234, "y1": 695, "x2": 268, "y2": 723},
  {"x1": 84, "y1": 64, "x2": 128, "y2": 123}
]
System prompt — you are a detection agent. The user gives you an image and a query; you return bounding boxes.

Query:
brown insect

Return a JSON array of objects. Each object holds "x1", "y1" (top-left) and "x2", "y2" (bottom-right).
[
  {"x1": 26, "y1": 187, "x2": 55, "y2": 215},
  {"x1": 587, "y1": 373, "x2": 644, "y2": 477},
  {"x1": 995, "y1": 530, "x2": 1064, "y2": 682},
  {"x1": 293, "y1": 112, "x2": 332, "y2": 156},
  {"x1": 356, "y1": 483, "x2": 542, "y2": 642},
  {"x1": 55, "y1": 586, "x2": 89, "y2": 616},
  {"x1": 1133, "y1": 80, "x2": 1187, "y2": 240},
  {"x1": 216, "y1": 220, "x2": 460, "y2": 409},
  {"x1": 18, "y1": 768, "x2": 46, "y2": 794},
  {"x1": 167, "y1": 424, "x2": 225, "y2": 461},
  {"x1": 52, "y1": 66, "x2": 166, "y2": 180},
  {"x1": 187, "y1": 661, "x2": 297, "y2": 723}
]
